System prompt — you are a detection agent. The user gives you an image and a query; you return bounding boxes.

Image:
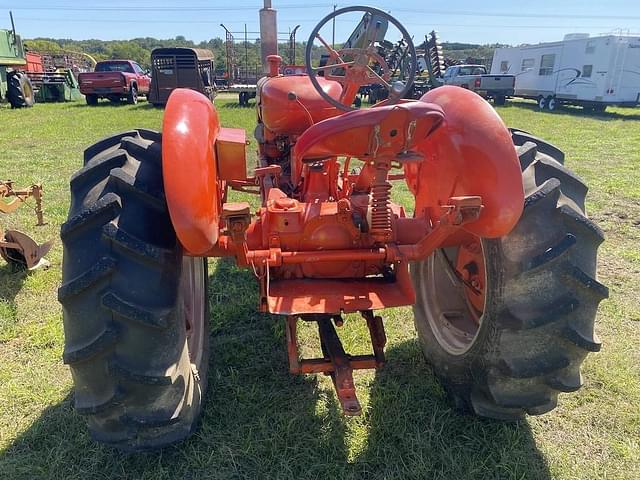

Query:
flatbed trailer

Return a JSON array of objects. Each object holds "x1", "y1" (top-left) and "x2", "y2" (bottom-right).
[{"x1": 218, "y1": 83, "x2": 257, "y2": 106}]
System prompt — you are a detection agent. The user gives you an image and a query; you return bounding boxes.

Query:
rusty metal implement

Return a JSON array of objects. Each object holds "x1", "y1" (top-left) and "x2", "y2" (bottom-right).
[{"x1": 0, "y1": 180, "x2": 52, "y2": 270}]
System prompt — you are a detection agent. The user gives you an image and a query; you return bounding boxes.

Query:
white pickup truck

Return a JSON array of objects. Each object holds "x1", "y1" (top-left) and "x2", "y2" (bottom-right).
[{"x1": 442, "y1": 64, "x2": 515, "y2": 105}]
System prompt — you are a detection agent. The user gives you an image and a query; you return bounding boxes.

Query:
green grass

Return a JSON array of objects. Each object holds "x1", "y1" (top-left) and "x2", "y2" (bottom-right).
[{"x1": 0, "y1": 95, "x2": 639, "y2": 479}]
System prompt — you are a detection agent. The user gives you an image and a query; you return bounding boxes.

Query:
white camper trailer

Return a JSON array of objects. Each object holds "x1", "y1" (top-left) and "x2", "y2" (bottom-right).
[{"x1": 491, "y1": 34, "x2": 640, "y2": 111}]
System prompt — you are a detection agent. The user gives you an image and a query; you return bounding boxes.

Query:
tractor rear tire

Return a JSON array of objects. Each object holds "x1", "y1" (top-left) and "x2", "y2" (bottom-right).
[
  {"x1": 7, "y1": 71, "x2": 35, "y2": 108},
  {"x1": 59, "y1": 129, "x2": 210, "y2": 450},
  {"x1": 411, "y1": 130, "x2": 608, "y2": 420},
  {"x1": 85, "y1": 94, "x2": 98, "y2": 105}
]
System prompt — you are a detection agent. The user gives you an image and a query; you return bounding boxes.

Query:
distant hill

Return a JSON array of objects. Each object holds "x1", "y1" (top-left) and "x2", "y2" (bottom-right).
[{"x1": 442, "y1": 42, "x2": 507, "y2": 67}]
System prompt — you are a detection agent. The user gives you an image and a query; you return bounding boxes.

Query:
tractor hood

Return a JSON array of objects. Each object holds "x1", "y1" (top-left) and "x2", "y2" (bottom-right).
[{"x1": 257, "y1": 74, "x2": 343, "y2": 135}]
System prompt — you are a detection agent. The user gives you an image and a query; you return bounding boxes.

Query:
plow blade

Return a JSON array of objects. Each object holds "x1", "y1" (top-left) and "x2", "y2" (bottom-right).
[{"x1": 0, "y1": 229, "x2": 53, "y2": 270}]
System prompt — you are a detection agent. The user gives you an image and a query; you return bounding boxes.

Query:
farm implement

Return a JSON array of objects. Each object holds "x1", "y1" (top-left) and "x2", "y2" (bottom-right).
[
  {"x1": 1, "y1": 180, "x2": 51, "y2": 270},
  {"x1": 1, "y1": 12, "x2": 35, "y2": 108},
  {"x1": 59, "y1": 5, "x2": 607, "y2": 451}
]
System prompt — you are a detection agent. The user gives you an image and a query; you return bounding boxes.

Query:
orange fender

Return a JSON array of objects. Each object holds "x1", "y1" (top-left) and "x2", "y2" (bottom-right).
[
  {"x1": 406, "y1": 86, "x2": 524, "y2": 238},
  {"x1": 162, "y1": 89, "x2": 221, "y2": 255}
]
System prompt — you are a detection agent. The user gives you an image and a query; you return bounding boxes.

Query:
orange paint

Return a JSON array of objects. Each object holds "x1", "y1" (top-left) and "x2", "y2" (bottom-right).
[
  {"x1": 162, "y1": 88, "x2": 221, "y2": 255},
  {"x1": 162, "y1": 86, "x2": 524, "y2": 315},
  {"x1": 405, "y1": 86, "x2": 524, "y2": 238}
]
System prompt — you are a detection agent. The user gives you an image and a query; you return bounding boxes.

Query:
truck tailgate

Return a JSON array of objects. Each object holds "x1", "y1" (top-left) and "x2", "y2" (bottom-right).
[
  {"x1": 78, "y1": 72, "x2": 125, "y2": 90},
  {"x1": 480, "y1": 75, "x2": 515, "y2": 90}
]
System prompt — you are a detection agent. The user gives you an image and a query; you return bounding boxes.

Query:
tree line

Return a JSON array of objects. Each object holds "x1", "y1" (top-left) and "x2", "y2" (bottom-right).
[{"x1": 23, "y1": 36, "x2": 501, "y2": 72}]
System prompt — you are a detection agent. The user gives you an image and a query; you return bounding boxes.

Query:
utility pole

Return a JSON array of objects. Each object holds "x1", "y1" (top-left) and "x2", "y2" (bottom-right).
[
  {"x1": 332, "y1": 4, "x2": 337, "y2": 48},
  {"x1": 244, "y1": 23, "x2": 248, "y2": 84}
]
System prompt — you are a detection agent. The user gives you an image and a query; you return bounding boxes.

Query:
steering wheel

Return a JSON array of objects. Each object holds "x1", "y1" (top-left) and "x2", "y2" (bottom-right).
[{"x1": 305, "y1": 6, "x2": 417, "y2": 111}]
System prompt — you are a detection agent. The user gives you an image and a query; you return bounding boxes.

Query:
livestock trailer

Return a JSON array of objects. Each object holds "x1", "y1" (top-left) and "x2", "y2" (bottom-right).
[
  {"x1": 148, "y1": 47, "x2": 216, "y2": 106},
  {"x1": 491, "y1": 34, "x2": 640, "y2": 111}
]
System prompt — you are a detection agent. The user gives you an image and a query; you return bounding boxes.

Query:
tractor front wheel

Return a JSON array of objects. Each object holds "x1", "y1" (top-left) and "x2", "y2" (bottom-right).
[
  {"x1": 59, "y1": 130, "x2": 210, "y2": 450},
  {"x1": 411, "y1": 130, "x2": 607, "y2": 420}
]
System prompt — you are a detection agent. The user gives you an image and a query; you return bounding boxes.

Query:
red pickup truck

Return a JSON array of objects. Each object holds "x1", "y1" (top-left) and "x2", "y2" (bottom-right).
[{"x1": 78, "y1": 60, "x2": 151, "y2": 105}]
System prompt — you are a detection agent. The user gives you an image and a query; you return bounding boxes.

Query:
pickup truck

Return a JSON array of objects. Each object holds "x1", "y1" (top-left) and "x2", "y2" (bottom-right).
[
  {"x1": 442, "y1": 64, "x2": 515, "y2": 105},
  {"x1": 78, "y1": 60, "x2": 150, "y2": 105}
]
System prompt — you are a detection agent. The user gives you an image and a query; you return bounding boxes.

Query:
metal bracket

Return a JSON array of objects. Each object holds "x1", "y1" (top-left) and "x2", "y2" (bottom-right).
[{"x1": 285, "y1": 311, "x2": 387, "y2": 415}]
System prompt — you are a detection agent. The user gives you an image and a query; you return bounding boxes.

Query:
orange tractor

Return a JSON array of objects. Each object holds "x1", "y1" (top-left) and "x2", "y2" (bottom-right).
[{"x1": 59, "y1": 6, "x2": 607, "y2": 450}]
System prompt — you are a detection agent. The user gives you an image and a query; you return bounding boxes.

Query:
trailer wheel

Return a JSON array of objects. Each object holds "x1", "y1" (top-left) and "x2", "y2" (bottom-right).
[
  {"x1": 7, "y1": 72, "x2": 35, "y2": 108},
  {"x1": 85, "y1": 94, "x2": 98, "y2": 106},
  {"x1": 547, "y1": 96, "x2": 557, "y2": 111},
  {"x1": 59, "y1": 130, "x2": 210, "y2": 450},
  {"x1": 411, "y1": 131, "x2": 607, "y2": 420},
  {"x1": 537, "y1": 96, "x2": 546, "y2": 110}
]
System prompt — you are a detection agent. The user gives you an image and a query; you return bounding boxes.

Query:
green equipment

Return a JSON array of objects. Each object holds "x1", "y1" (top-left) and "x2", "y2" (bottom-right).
[
  {"x1": 30, "y1": 68, "x2": 83, "y2": 103},
  {"x1": 0, "y1": 12, "x2": 34, "y2": 108}
]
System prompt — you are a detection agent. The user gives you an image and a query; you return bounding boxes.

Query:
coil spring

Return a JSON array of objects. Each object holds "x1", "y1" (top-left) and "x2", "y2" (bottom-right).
[{"x1": 370, "y1": 167, "x2": 392, "y2": 242}]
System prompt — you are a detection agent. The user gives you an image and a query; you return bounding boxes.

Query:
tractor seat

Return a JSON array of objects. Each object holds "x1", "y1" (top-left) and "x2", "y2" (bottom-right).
[{"x1": 293, "y1": 101, "x2": 445, "y2": 164}]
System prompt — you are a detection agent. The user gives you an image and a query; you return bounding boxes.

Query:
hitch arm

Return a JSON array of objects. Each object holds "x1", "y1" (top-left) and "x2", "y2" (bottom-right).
[{"x1": 397, "y1": 196, "x2": 483, "y2": 261}]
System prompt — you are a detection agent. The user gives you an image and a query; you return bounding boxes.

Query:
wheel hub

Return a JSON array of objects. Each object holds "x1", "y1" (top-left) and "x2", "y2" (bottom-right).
[
  {"x1": 423, "y1": 237, "x2": 488, "y2": 355},
  {"x1": 455, "y1": 240, "x2": 486, "y2": 319}
]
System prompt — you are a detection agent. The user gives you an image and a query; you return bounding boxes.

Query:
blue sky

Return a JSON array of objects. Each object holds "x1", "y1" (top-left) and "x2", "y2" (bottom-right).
[{"x1": 2, "y1": 0, "x2": 639, "y2": 45}]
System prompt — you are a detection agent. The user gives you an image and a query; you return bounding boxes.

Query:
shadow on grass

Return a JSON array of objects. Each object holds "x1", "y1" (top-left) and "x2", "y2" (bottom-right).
[
  {"x1": 0, "y1": 258, "x2": 549, "y2": 479},
  {"x1": 69, "y1": 99, "x2": 155, "y2": 109},
  {"x1": 220, "y1": 101, "x2": 255, "y2": 109},
  {"x1": 0, "y1": 263, "x2": 28, "y2": 314},
  {"x1": 353, "y1": 340, "x2": 551, "y2": 479},
  {"x1": 503, "y1": 99, "x2": 640, "y2": 121}
]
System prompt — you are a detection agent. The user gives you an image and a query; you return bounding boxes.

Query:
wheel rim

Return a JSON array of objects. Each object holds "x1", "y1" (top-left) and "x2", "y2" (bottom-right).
[
  {"x1": 538, "y1": 97, "x2": 546, "y2": 109},
  {"x1": 548, "y1": 98, "x2": 556, "y2": 110},
  {"x1": 23, "y1": 81, "x2": 33, "y2": 101},
  {"x1": 424, "y1": 237, "x2": 487, "y2": 355},
  {"x1": 181, "y1": 257, "x2": 206, "y2": 367}
]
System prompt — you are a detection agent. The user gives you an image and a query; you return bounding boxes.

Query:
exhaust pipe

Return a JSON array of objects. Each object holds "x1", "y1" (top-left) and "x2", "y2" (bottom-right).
[{"x1": 260, "y1": 0, "x2": 278, "y2": 73}]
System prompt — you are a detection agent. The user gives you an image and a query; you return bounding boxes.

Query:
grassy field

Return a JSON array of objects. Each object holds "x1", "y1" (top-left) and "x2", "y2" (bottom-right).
[{"x1": 0, "y1": 95, "x2": 638, "y2": 479}]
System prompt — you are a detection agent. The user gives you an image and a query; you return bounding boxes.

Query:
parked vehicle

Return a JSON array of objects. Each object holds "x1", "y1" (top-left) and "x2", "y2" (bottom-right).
[
  {"x1": 0, "y1": 13, "x2": 35, "y2": 108},
  {"x1": 25, "y1": 50, "x2": 90, "y2": 103},
  {"x1": 148, "y1": 47, "x2": 215, "y2": 106},
  {"x1": 60, "y1": 5, "x2": 607, "y2": 451},
  {"x1": 78, "y1": 60, "x2": 150, "y2": 105},
  {"x1": 442, "y1": 64, "x2": 515, "y2": 105},
  {"x1": 491, "y1": 34, "x2": 640, "y2": 111}
]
